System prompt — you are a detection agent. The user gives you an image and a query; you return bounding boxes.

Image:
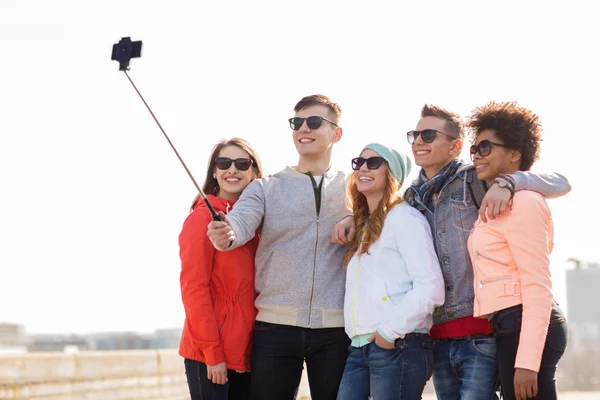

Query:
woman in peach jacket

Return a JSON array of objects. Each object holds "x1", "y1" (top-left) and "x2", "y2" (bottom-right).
[{"x1": 466, "y1": 102, "x2": 568, "y2": 400}]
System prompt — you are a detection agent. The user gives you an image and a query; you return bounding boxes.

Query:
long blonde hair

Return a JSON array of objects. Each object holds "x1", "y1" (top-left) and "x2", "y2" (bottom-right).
[{"x1": 343, "y1": 168, "x2": 403, "y2": 266}]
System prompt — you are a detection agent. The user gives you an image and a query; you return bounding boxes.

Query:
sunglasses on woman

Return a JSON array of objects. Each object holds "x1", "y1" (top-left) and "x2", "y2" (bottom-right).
[
  {"x1": 351, "y1": 156, "x2": 386, "y2": 171},
  {"x1": 470, "y1": 139, "x2": 511, "y2": 160},
  {"x1": 406, "y1": 129, "x2": 455, "y2": 144},
  {"x1": 288, "y1": 116, "x2": 338, "y2": 131},
  {"x1": 215, "y1": 157, "x2": 253, "y2": 171}
]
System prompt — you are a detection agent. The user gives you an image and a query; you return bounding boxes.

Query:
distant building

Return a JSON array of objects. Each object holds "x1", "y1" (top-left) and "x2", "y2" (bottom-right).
[
  {"x1": 89, "y1": 331, "x2": 146, "y2": 350},
  {"x1": 566, "y1": 261, "x2": 600, "y2": 351},
  {"x1": 147, "y1": 327, "x2": 182, "y2": 349},
  {"x1": 28, "y1": 333, "x2": 94, "y2": 352},
  {"x1": 0, "y1": 322, "x2": 27, "y2": 353},
  {"x1": 21, "y1": 326, "x2": 183, "y2": 353}
]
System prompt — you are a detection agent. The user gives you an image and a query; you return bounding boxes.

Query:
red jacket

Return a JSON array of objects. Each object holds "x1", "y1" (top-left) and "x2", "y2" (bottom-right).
[{"x1": 178, "y1": 195, "x2": 258, "y2": 371}]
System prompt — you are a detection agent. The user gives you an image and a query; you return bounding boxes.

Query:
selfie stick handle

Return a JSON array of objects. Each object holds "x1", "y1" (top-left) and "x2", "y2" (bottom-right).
[{"x1": 123, "y1": 70, "x2": 221, "y2": 221}]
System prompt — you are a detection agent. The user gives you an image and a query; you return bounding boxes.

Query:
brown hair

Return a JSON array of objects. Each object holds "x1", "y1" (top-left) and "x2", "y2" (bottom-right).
[
  {"x1": 343, "y1": 168, "x2": 403, "y2": 266},
  {"x1": 294, "y1": 94, "x2": 342, "y2": 123},
  {"x1": 421, "y1": 104, "x2": 464, "y2": 139},
  {"x1": 466, "y1": 101, "x2": 542, "y2": 171},
  {"x1": 190, "y1": 138, "x2": 263, "y2": 210}
]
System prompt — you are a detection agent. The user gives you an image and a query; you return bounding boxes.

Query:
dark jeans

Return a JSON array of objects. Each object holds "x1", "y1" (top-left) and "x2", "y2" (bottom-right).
[
  {"x1": 490, "y1": 302, "x2": 568, "y2": 400},
  {"x1": 250, "y1": 321, "x2": 350, "y2": 400},
  {"x1": 184, "y1": 358, "x2": 251, "y2": 400},
  {"x1": 337, "y1": 333, "x2": 434, "y2": 400},
  {"x1": 432, "y1": 336, "x2": 499, "y2": 400}
]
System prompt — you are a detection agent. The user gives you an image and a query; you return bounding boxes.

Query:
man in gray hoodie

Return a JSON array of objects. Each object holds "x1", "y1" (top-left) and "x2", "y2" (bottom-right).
[{"x1": 208, "y1": 94, "x2": 350, "y2": 400}]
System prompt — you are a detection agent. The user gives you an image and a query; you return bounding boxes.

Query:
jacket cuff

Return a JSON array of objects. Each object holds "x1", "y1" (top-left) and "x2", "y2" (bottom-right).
[
  {"x1": 514, "y1": 358, "x2": 540, "y2": 374},
  {"x1": 510, "y1": 171, "x2": 528, "y2": 191},
  {"x1": 204, "y1": 344, "x2": 226, "y2": 366}
]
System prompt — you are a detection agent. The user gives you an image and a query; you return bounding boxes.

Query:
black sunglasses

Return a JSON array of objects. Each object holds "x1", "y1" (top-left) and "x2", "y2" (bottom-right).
[
  {"x1": 407, "y1": 129, "x2": 455, "y2": 144},
  {"x1": 288, "y1": 116, "x2": 338, "y2": 131},
  {"x1": 470, "y1": 139, "x2": 511, "y2": 160},
  {"x1": 351, "y1": 156, "x2": 386, "y2": 171},
  {"x1": 215, "y1": 157, "x2": 253, "y2": 171}
]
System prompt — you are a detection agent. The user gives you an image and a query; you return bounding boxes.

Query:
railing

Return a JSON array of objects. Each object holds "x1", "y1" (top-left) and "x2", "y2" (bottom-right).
[{"x1": 0, "y1": 350, "x2": 188, "y2": 400}]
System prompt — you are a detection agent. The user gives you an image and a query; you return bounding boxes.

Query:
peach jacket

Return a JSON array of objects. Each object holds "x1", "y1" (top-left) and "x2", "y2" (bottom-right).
[{"x1": 468, "y1": 190, "x2": 554, "y2": 373}]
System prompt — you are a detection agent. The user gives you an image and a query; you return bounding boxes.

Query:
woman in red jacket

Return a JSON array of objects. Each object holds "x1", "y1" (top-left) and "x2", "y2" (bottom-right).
[{"x1": 179, "y1": 138, "x2": 263, "y2": 400}]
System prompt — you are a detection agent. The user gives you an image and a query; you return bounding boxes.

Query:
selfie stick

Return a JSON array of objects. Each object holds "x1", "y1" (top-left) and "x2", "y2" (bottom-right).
[{"x1": 111, "y1": 37, "x2": 221, "y2": 221}]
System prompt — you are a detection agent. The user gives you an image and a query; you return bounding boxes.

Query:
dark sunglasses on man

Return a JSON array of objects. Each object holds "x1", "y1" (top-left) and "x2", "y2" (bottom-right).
[
  {"x1": 215, "y1": 157, "x2": 253, "y2": 171},
  {"x1": 288, "y1": 116, "x2": 338, "y2": 131},
  {"x1": 470, "y1": 139, "x2": 512, "y2": 160},
  {"x1": 351, "y1": 156, "x2": 386, "y2": 171},
  {"x1": 406, "y1": 129, "x2": 456, "y2": 144}
]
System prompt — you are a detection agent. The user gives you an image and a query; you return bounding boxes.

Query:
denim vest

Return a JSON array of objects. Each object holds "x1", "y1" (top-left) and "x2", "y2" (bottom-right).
[{"x1": 407, "y1": 166, "x2": 480, "y2": 325}]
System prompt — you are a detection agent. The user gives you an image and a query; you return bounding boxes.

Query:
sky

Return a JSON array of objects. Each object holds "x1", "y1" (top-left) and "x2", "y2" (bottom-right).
[{"x1": 1, "y1": 0, "x2": 597, "y2": 334}]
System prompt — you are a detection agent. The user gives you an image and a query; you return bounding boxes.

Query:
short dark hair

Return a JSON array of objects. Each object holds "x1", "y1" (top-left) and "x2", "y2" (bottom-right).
[
  {"x1": 421, "y1": 104, "x2": 464, "y2": 139},
  {"x1": 294, "y1": 94, "x2": 342, "y2": 123},
  {"x1": 466, "y1": 101, "x2": 542, "y2": 171}
]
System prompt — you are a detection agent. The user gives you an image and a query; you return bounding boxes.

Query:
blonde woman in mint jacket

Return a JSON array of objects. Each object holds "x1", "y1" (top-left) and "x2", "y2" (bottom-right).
[{"x1": 337, "y1": 143, "x2": 445, "y2": 400}]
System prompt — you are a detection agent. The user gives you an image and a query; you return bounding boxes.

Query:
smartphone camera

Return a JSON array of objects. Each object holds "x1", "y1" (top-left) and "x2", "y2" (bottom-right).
[{"x1": 111, "y1": 37, "x2": 143, "y2": 71}]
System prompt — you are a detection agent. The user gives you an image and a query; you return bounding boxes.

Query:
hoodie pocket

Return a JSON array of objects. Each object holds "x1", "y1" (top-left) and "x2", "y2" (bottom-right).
[{"x1": 355, "y1": 272, "x2": 392, "y2": 332}]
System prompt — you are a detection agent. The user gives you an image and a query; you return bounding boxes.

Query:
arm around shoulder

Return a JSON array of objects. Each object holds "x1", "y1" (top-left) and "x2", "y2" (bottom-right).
[{"x1": 511, "y1": 170, "x2": 571, "y2": 199}]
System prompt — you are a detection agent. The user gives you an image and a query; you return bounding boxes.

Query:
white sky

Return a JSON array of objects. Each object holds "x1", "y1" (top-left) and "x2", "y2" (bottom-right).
[{"x1": 1, "y1": 0, "x2": 596, "y2": 334}]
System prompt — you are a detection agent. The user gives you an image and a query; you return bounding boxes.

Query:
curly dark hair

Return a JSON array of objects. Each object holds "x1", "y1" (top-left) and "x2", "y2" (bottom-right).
[{"x1": 466, "y1": 101, "x2": 543, "y2": 171}]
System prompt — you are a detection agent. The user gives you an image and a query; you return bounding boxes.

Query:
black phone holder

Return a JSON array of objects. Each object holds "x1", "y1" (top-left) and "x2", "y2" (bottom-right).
[{"x1": 111, "y1": 37, "x2": 143, "y2": 71}]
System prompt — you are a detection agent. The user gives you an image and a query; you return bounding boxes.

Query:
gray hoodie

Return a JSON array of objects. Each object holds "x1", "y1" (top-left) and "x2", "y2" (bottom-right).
[{"x1": 226, "y1": 166, "x2": 349, "y2": 329}]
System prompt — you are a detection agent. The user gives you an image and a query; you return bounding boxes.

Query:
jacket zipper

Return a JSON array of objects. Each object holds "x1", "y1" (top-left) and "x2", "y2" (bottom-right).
[
  {"x1": 351, "y1": 263, "x2": 359, "y2": 335},
  {"x1": 476, "y1": 250, "x2": 509, "y2": 266},
  {"x1": 475, "y1": 249, "x2": 510, "y2": 290},
  {"x1": 219, "y1": 315, "x2": 227, "y2": 334},
  {"x1": 478, "y1": 275, "x2": 512, "y2": 289},
  {"x1": 307, "y1": 176, "x2": 320, "y2": 327}
]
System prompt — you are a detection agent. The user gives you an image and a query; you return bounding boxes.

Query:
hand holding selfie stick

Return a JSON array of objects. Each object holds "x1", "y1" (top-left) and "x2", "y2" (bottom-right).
[{"x1": 111, "y1": 37, "x2": 221, "y2": 221}]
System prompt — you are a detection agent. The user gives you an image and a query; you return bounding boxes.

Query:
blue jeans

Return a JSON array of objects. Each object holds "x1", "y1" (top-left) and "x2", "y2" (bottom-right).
[
  {"x1": 491, "y1": 302, "x2": 568, "y2": 400},
  {"x1": 184, "y1": 358, "x2": 251, "y2": 400},
  {"x1": 251, "y1": 321, "x2": 350, "y2": 400},
  {"x1": 432, "y1": 336, "x2": 499, "y2": 400},
  {"x1": 337, "y1": 333, "x2": 434, "y2": 400}
]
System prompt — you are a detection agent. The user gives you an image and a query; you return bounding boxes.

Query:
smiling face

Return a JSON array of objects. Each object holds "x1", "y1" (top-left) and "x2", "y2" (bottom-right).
[
  {"x1": 472, "y1": 129, "x2": 521, "y2": 181},
  {"x1": 214, "y1": 145, "x2": 256, "y2": 201},
  {"x1": 353, "y1": 148, "x2": 389, "y2": 198},
  {"x1": 292, "y1": 105, "x2": 341, "y2": 158},
  {"x1": 411, "y1": 116, "x2": 461, "y2": 178}
]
